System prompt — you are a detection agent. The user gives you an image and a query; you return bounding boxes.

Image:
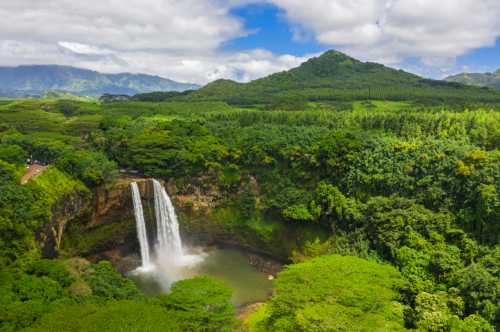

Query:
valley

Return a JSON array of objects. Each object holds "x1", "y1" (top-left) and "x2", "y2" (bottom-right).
[{"x1": 0, "y1": 51, "x2": 499, "y2": 332}]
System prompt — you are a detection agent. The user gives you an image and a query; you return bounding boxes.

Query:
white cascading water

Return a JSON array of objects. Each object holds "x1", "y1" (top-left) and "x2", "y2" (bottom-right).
[
  {"x1": 130, "y1": 182, "x2": 152, "y2": 270},
  {"x1": 130, "y1": 179, "x2": 203, "y2": 289},
  {"x1": 152, "y1": 179, "x2": 183, "y2": 259}
]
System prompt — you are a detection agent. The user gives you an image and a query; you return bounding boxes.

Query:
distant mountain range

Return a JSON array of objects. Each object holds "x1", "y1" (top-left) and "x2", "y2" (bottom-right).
[
  {"x1": 2, "y1": 52, "x2": 499, "y2": 102},
  {"x1": 191, "y1": 50, "x2": 500, "y2": 105},
  {"x1": 0, "y1": 65, "x2": 199, "y2": 97},
  {"x1": 445, "y1": 70, "x2": 500, "y2": 89}
]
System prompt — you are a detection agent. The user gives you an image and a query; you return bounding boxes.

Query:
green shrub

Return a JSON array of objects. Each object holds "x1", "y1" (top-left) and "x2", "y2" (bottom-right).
[
  {"x1": 261, "y1": 255, "x2": 407, "y2": 331},
  {"x1": 160, "y1": 276, "x2": 237, "y2": 332},
  {"x1": 84, "y1": 261, "x2": 141, "y2": 300}
]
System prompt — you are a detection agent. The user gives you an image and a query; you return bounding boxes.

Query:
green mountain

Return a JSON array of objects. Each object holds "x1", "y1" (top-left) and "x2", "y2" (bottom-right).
[
  {"x1": 0, "y1": 65, "x2": 199, "y2": 97},
  {"x1": 445, "y1": 70, "x2": 500, "y2": 89},
  {"x1": 192, "y1": 50, "x2": 500, "y2": 105}
]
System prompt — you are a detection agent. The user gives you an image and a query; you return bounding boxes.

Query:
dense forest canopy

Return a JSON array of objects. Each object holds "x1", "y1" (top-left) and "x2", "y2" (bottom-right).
[
  {"x1": 0, "y1": 51, "x2": 499, "y2": 331},
  {"x1": 187, "y1": 51, "x2": 500, "y2": 106}
]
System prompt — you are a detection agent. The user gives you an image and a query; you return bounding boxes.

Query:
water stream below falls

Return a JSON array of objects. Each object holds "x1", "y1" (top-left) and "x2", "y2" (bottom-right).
[
  {"x1": 129, "y1": 247, "x2": 273, "y2": 306},
  {"x1": 128, "y1": 180, "x2": 273, "y2": 306}
]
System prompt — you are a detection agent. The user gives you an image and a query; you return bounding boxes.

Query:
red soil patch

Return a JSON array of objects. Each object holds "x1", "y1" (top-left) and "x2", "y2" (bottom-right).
[{"x1": 21, "y1": 164, "x2": 48, "y2": 185}]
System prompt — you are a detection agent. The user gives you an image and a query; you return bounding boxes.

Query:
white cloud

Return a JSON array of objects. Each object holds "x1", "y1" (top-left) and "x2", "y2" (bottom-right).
[
  {"x1": 269, "y1": 0, "x2": 500, "y2": 68},
  {"x1": 0, "y1": 39, "x2": 310, "y2": 84},
  {"x1": 0, "y1": 0, "x2": 499, "y2": 84},
  {"x1": 0, "y1": 0, "x2": 245, "y2": 52},
  {"x1": 271, "y1": 0, "x2": 386, "y2": 46},
  {"x1": 0, "y1": 0, "x2": 310, "y2": 84},
  {"x1": 89, "y1": 49, "x2": 311, "y2": 84},
  {"x1": 58, "y1": 42, "x2": 114, "y2": 56}
]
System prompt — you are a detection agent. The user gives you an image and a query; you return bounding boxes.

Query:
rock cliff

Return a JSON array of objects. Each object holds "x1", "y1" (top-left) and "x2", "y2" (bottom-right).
[
  {"x1": 59, "y1": 175, "x2": 308, "y2": 263},
  {"x1": 38, "y1": 190, "x2": 91, "y2": 258}
]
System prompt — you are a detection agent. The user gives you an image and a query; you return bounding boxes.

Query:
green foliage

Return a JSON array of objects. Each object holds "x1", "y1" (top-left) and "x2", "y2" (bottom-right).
[
  {"x1": 160, "y1": 276, "x2": 237, "y2": 331},
  {"x1": 260, "y1": 255, "x2": 407, "y2": 331},
  {"x1": 240, "y1": 189, "x2": 257, "y2": 218},
  {"x1": 218, "y1": 163, "x2": 241, "y2": 189},
  {"x1": 451, "y1": 258, "x2": 500, "y2": 327},
  {"x1": 27, "y1": 259, "x2": 74, "y2": 288},
  {"x1": 0, "y1": 258, "x2": 145, "y2": 331},
  {"x1": 23, "y1": 276, "x2": 236, "y2": 332},
  {"x1": 283, "y1": 203, "x2": 317, "y2": 222},
  {"x1": 0, "y1": 144, "x2": 27, "y2": 165},
  {"x1": 245, "y1": 304, "x2": 270, "y2": 332},
  {"x1": 412, "y1": 291, "x2": 463, "y2": 331},
  {"x1": 26, "y1": 167, "x2": 89, "y2": 245},
  {"x1": 55, "y1": 150, "x2": 117, "y2": 186},
  {"x1": 1, "y1": 86, "x2": 500, "y2": 331},
  {"x1": 22, "y1": 301, "x2": 181, "y2": 332},
  {"x1": 190, "y1": 50, "x2": 500, "y2": 106},
  {"x1": 0, "y1": 162, "x2": 88, "y2": 264},
  {"x1": 0, "y1": 163, "x2": 38, "y2": 263},
  {"x1": 131, "y1": 90, "x2": 195, "y2": 102},
  {"x1": 313, "y1": 182, "x2": 364, "y2": 227},
  {"x1": 62, "y1": 218, "x2": 135, "y2": 256},
  {"x1": 450, "y1": 314, "x2": 495, "y2": 332},
  {"x1": 27, "y1": 167, "x2": 87, "y2": 205},
  {"x1": 84, "y1": 261, "x2": 141, "y2": 300}
]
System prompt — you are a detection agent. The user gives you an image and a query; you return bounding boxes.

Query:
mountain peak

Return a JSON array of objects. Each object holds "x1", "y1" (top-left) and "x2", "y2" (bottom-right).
[
  {"x1": 319, "y1": 49, "x2": 356, "y2": 61},
  {"x1": 284, "y1": 49, "x2": 390, "y2": 82},
  {"x1": 302, "y1": 50, "x2": 359, "y2": 68},
  {"x1": 445, "y1": 69, "x2": 500, "y2": 89},
  {"x1": 194, "y1": 49, "x2": 494, "y2": 104},
  {"x1": 0, "y1": 65, "x2": 200, "y2": 97}
]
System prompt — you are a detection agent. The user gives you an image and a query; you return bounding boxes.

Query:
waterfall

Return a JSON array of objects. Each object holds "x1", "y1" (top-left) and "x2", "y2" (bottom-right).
[
  {"x1": 130, "y1": 179, "x2": 204, "y2": 289},
  {"x1": 152, "y1": 179, "x2": 183, "y2": 258},
  {"x1": 130, "y1": 182, "x2": 152, "y2": 270}
]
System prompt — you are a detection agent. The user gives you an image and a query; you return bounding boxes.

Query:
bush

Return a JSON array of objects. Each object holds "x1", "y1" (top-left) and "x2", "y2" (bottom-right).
[
  {"x1": 260, "y1": 255, "x2": 407, "y2": 331},
  {"x1": 0, "y1": 144, "x2": 27, "y2": 165},
  {"x1": 55, "y1": 150, "x2": 117, "y2": 186},
  {"x1": 84, "y1": 261, "x2": 141, "y2": 300},
  {"x1": 160, "y1": 276, "x2": 237, "y2": 332},
  {"x1": 23, "y1": 301, "x2": 181, "y2": 332}
]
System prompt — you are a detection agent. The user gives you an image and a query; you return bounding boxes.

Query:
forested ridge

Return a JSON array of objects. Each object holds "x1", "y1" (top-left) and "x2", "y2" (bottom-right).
[
  {"x1": 0, "y1": 52, "x2": 499, "y2": 331},
  {"x1": 186, "y1": 51, "x2": 500, "y2": 106},
  {"x1": 446, "y1": 70, "x2": 500, "y2": 89}
]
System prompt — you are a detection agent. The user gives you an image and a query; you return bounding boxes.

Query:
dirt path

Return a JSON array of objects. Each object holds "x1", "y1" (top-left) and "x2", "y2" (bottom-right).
[
  {"x1": 236, "y1": 302, "x2": 266, "y2": 331},
  {"x1": 21, "y1": 164, "x2": 48, "y2": 184}
]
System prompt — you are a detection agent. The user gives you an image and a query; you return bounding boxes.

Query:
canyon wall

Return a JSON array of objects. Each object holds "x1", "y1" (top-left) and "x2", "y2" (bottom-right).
[{"x1": 56, "y1": 176, "x2": 321, "y2": 263}]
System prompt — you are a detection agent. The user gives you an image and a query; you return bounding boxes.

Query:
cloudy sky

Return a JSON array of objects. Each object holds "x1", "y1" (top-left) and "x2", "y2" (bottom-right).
[{"x1": 1, "y1": 0, "x2": 499, "y2": 84}]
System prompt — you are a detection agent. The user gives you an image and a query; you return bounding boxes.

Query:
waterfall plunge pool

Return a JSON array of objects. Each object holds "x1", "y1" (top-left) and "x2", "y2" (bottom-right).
[
  {"x1": 128, "y1": 180, "x2": 274, "y2": 307},
  {"x1": 127, "y1": 247, "x2": 274, "y2": 307}
]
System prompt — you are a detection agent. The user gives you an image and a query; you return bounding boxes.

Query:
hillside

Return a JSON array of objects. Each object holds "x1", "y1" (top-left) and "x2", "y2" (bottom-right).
[
  {"x1": 445, "y1": 69, "x2": 500, "y2": 89},
  {"x1": 1, "y1": 98, "x2": 499, "y2": 331},
  {"x1": 191, "y1": 50, "x2": 500, "y2": 105},
  {"x1": 0, "y1": 65, "x2": 199, "y2": 97}
]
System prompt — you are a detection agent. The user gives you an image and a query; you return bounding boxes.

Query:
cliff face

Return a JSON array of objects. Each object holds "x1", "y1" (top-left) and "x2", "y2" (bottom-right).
[
  {"x1": 62, "y1": 177, "x2": 160, "y2": 259},
  {"x1": 166, "y1": 177, "x2": 302, "y2": 260},
  {"x1": 90, "y1": 177, "x2": 156, "y2": 228},
  {"x1": 38, "y1": 190, "x2": 91, "y2": 258},
  {"x1": 60, "y1": 176, "x2": 312, "y2": 263}
]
